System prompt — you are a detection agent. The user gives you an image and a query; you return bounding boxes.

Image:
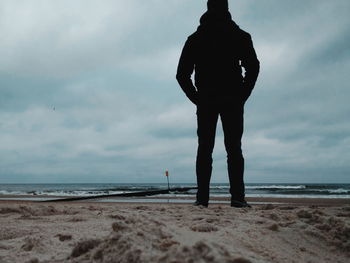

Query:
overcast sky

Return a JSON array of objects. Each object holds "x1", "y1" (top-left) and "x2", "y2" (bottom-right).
[{"x1": 0, "y1": 0, "x2": 349, "y2": 184}]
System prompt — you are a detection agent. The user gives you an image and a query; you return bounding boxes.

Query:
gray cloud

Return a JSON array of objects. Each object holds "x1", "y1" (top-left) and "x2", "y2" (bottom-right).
[{"x1": 0, "y1": 0, "x2": 349, "y2": 183}]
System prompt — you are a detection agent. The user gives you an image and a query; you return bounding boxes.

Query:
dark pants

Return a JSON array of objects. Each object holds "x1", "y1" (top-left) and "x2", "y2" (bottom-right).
[{"x1": 196, "y1": 99, "x2": 245, "y2": 205}]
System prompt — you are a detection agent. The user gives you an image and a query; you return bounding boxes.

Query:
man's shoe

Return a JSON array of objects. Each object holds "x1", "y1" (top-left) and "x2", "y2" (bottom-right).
[
  {"x1": 193, "y1": 201, "x2": 208, "y2": 207},
  {"x1": 231, "y1": 199, "x2": 251, "y2": 208}
]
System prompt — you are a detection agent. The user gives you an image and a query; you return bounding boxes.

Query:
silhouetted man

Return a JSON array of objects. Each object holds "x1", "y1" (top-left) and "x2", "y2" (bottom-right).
[{"x1": 176, "y1": 0, "x2": 259, "y2": 207}]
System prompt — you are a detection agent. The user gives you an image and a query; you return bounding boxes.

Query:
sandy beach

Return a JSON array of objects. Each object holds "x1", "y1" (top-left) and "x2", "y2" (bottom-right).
[{"x1": 0, "y1": 198, "x2": 349, "y2": 263}]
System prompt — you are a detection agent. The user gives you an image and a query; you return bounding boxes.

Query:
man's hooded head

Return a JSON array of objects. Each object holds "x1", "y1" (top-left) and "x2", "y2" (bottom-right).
[
  {"x1": 207, "y1": 0, "x2": 229, "y2": 12},
  {"x1": 200, "y1": 0, "x2": 232, "y2": 27}
]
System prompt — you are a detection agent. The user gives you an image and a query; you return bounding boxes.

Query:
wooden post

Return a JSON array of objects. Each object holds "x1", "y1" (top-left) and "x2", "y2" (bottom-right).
[{"x1": 165, "y1": 170, "x2": 170, "y2": 191}]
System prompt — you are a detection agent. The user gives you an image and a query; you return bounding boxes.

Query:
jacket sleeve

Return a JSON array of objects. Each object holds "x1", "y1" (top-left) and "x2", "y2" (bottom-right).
[
  {"x1": 240, "y1": 34, "x2": 260, "y2": 102},
  {"x1": 176, "y1": 38, "x2": 198, "y2": 105}
]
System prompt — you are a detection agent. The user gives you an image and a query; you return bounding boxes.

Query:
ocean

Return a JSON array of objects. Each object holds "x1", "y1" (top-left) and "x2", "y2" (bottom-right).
[{"x1": 0, "y1": 183, "x2": 349, "y2": 199}]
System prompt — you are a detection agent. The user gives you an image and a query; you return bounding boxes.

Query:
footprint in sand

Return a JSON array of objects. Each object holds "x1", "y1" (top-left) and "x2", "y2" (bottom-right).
[{"x1": 191, "y1": 223, "x2": 218, "y2": 232}]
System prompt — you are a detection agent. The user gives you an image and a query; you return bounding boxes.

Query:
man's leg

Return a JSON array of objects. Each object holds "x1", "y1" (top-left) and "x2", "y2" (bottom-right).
[
  {"x1": 220, "y1": 105, "x2": 245, "y2": 202},
  {"x1": 196, "y1": 106, "x2": 218, "y2": 206}
]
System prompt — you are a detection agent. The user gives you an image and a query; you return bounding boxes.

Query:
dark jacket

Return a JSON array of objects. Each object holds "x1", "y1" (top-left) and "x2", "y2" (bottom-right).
[{"x1": 176, "y1": 11, "x2": 260, "y2": 105}]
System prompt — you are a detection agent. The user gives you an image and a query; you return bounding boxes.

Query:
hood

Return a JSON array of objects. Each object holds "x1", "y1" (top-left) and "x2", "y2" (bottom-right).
[{"x1": 197, "y1": 11, "x2": 240, "y2": 33}]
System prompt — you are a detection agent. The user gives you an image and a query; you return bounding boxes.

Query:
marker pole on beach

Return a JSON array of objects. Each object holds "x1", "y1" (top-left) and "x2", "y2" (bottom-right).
[{"x1": 165, "y1": 170, "x2": 170, "y2": 191}]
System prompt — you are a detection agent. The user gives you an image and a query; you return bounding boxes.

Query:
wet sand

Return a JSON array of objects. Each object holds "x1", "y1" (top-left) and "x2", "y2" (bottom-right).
[
  {"x1": 1, "y1": 195, "x2": 350, "y2": 206},
  {"x1": 0, "y1": 198, "x2": 349, "y2": 262}
]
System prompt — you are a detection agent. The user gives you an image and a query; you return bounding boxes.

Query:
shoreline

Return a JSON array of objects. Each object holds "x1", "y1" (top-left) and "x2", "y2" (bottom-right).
[{"x1": 0, "y1": 196, "x2": 349, "y2": 206}]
